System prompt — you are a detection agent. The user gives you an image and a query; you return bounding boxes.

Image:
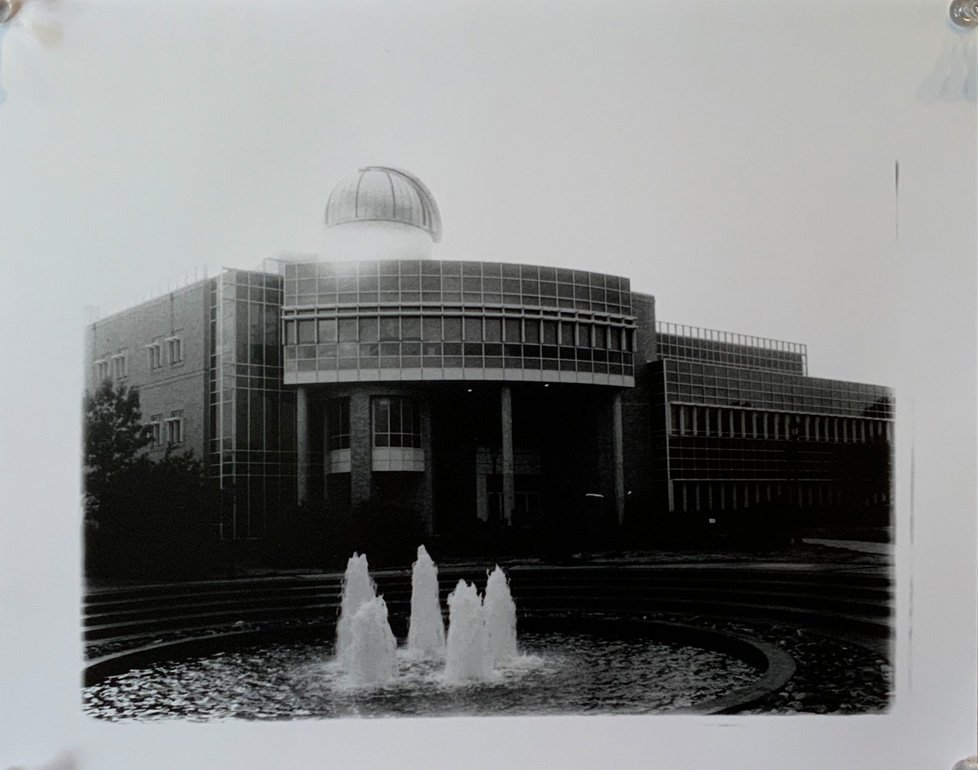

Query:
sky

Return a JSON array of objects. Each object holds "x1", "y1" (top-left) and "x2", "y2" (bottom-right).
[
  {"x1": 0, "y1": 2, "x2": 976, "y2": 770},
  {"x1": 0, "y1": 0, "x2": 957, "y2": 384}
]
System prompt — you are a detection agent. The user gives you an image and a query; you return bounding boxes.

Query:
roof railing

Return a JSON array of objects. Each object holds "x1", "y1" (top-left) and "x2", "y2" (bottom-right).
[{"x1": 655, "y1": 321, "x2": 808, "y2": 355}]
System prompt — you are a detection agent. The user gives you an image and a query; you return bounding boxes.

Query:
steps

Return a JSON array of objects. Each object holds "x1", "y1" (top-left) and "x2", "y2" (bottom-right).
[{"x1": 83, "y1": 564, "x2": 893, "y2": 657}]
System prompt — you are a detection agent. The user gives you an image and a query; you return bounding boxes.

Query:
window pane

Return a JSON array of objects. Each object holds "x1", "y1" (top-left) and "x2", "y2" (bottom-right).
[
  {"x1": 402, "y1": 317, "x2": 421, "y2": 340},
  {"x1": 358, "y1": 317, "x2": 379, "y2": 342},
  {"x1": 422, "y1": 317, "x2": 441, "y2": 341},
  {"x1": 464, "y1": 318, "x2": 482, "y2": 341},
  {"x1": 484, "y1": 318, "x2": 502, "y2": 342},
  {"x1": 339, "y1": 318, "x2": 358, "y2": 342},
  {"x1": 593, "y1": 325, "x2": 606, "y2": 349},
  {"x1": 390, "y1": 400, "x2": 402, "y2": 433},
  {"x1": 402, "y1": 401, "x2": 414, "y2": 434},
  {"x1": 318, "y1": 319, "x2": 337, "y2": 342},
  {"x1": 558, "y1": 322, "x2": 574, "y2": 346},
  {"x1": 504, "y1": 319, "x2": 521, "y2": 342},
  {"x1": 380, "y1": 317, "x2": 399, "y2": 341},
  {"x1": 298, "y1": 320, "x2": 316, "y2": 344},
  {"x1": 443, "y1": 317, "x2": 462, "y2": 340},
  {"x1": 577, "y1": 323, "x2": 590, "y2": 347},
  {"x1": 524, "y1": 320, "x2": 540, "y2": 344},
  {"x1": 375, "y1": 399, "x2": 389, "y2": 433}
]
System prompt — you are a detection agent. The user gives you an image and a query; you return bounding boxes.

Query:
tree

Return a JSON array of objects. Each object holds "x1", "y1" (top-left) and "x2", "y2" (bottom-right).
[
  {"x1": 83, "y1": 380, "x2": 153, "y2": 523},
  {"x1": 83, "y1": 380, "x2": 216, "y2": 578}
]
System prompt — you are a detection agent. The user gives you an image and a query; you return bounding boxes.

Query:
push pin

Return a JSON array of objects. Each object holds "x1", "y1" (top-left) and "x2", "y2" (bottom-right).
[
  {"x1": 950, "y1": 0, "x2": 978, "y2": 28},
  {"x1": 0, "y1": 0, "x2": 16, "y2": 25}
]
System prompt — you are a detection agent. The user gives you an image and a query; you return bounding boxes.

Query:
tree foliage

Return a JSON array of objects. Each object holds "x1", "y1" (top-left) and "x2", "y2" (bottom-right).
[
  {"x1": 83, "y1": 380, "x2": 217, "y2": 578},
  {"x1": 83, "y1": 380, "x2": 153, "y2": 521}
]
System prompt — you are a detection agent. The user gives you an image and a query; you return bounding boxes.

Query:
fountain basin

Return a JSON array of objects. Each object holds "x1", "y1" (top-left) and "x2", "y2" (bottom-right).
[{"x1": 83, "y1": 616, "x2": 795, "y2": 718}]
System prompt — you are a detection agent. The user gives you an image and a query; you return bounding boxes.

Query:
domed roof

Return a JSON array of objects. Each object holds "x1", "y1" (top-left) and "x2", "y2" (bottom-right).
[{"x1": 325, "y1": 166, "x2": 442, "y2": 243}]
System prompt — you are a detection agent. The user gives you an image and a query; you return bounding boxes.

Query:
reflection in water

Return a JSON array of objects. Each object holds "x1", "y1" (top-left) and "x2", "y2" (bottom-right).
[{"x1": 83, "y1": 631, "x2": 757, "y2": 721}]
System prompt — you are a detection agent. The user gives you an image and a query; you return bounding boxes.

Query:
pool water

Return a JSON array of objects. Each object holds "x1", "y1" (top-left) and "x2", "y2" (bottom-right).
[{"x1": 83, "y1": 630, "x2": 759, "y2": 720}]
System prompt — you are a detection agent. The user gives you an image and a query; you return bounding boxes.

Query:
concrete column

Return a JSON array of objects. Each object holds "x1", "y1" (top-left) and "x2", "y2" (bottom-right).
[
  {"x1": 296, "y1": 386, "x2": 309, "y2": 505},
  {"x1": 350, "y1": 391, "x2": 372, "y2": 507},
  {"x1": 612, "y1": 391, "x2": 625, "y2": 526},
  {"x1": 420, "y1": 399, "x2": 434, "y2": 536},
  {"x1": 501, "y1": 385, "x2": 515, "y2": 526}
]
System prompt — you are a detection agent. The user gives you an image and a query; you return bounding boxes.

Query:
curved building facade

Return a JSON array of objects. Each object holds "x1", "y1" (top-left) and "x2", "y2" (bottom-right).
[{"x1": 282, "y1": 256, "x2": 639, "y2": 535}]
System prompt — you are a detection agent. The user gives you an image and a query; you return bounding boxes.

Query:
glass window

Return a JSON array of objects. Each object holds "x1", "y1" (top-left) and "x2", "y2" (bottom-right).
[
  {"x1": 504, "y1": 318, "x2": 522, "y2": 342},
  {"x1": 146, "y1": 342, "x2": 162, "y2": 370},
  {"x1": 338, "y1": 318, "x2": 358, "y2": 342},
  {"x1": 402, "y1": 317, "x2": 421, "y2": 340},
  {"x1": 557, "y1": 322, "x2": 574, "y2": 346},
  {"x1": 297, "y1": 320, "x2": 316, "y2": 344},
  {"x1": 464, "y1": 318, "x2": 482, "y2": 341},
  {"x1": 166, "y1": 336, "x2": 183, "y2": 364},
  {"x1": 372, "y1": 397, "x2": 422, "y2": 449},
  {"x1": 542, "y1": 320, "x2": 557, "y2": 345},
  {"x1": 422, "y1": 317, "x2": 442, "y2": 341},
  {"x1": 358, "y1": 317, "x2": 379, "y2": 343},
  {"x1": 112, "y1": 352, "x2": 128, "y2": 379},
  {"x1": 577, "y1": 323, "x2": 590, "y2": 347},
  {"x1": 443, "y1": 317, "x2": 462, "y2": 341},
  {"x1": 285, "y1": 320, "x2": 297, "y2": 345},
  {"x1": 380, "y1": 317, "x2": 399, "y2": 341},
  {"x1": 318, "y1": 319, "x2": 338, "y2": 342},
  {"x1": 166, "y1": 410, "x2": 184, "y2": 444},
  {"x1": 149, "y1": 415, "x2": 163, "y2": 447},
  {"x1": 326, "y1": 398, "x2": 351, "y2": 451},
  {"x1": 524, "y1": 319, "x2": 540, "y2": 344},
  {"x1": 484, "y1": 318, "x2": 502, "y2": 342}
]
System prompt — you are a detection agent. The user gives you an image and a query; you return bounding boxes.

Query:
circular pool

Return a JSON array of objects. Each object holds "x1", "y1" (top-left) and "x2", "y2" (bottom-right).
[{"x1": 84, "y1": 620, "x2": 789, "y2": 720}]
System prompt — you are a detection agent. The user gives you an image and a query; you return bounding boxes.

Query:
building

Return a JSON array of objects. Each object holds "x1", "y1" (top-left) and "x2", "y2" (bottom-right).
[{"x1": 83, "y1": 166, "x2": 893, "y2": 549}]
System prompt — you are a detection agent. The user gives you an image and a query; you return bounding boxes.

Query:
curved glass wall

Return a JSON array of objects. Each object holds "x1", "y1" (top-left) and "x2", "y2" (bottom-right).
[{"x1": 282, "y1": 260, "x2": 636, "y2": 387}]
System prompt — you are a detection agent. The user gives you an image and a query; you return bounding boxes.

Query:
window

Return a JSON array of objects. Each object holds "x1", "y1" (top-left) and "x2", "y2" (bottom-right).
[
  {"x1": 146, "y1": 342, "x2": 162, "y2": 370},
  {"x1": 166, "y1": 335, "x2": 183, "y2": 364},
  {"x1": 592, "y1": 325, "x2": 605, "y2": 349},
  {"x1": 95, "y1": 359, "x2": 109, "y2": 382},
  {"x1": 319, "y1": 318, "x2": 338, "y2": 342},
  {"x1": 165, "y1": 410, "x2": 184, "y2": 445},
  {"x1": 326, "y1": 398, "x2": 351, "y2": 451},
  {"x1": 149, "y1": 415, "x2": 163, "y2": 447},
  {"x1": 542, "y1": 320, "x2": 558, "y2": 345},
  {"x1": 298, "y1": 320, "x2": 317, "y2": 344},
  {"x1": 111, "y1": 352, "x2": 128, "y2": 379},
  {"x1": 373, "y1": 397, "x2": 422, "y2": 448}
]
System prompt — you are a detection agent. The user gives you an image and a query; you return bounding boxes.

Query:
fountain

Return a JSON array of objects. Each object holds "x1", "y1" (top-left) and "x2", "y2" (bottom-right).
[
  {"x1": 484, "y1": 565, "x2": 518, "y2": 668},
  {"x1": 406, "y1": 545, "x2": 446, "y2": 656},
  {"x1": 335, "y1": 553, "x2": 380, "y2": 670},
  {"x1": 82, "y1": 545, "x2": 795, "y2": 719},
  {"x1": 345, "y1": 596, "x2": 398, "y2": 685},
  {"x1": 444, "y1": 579, "x2": 491, "y2": 683}
]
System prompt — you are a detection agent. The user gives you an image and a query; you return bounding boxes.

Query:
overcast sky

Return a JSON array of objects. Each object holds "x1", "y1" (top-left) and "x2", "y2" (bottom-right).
[{"x1": 0, "y1": 0, "x2": 945, "y2": 385}]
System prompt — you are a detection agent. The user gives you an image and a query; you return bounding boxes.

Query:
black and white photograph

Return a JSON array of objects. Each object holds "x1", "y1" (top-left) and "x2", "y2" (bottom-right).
[{"x1": 0, "y1": 0, "x2": 976, "y2": 768}]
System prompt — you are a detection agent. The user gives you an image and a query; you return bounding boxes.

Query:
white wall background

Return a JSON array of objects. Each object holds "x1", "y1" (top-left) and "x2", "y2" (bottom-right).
[{"x1": 0, "y1": 0, "x2": 974, "y2": 768}]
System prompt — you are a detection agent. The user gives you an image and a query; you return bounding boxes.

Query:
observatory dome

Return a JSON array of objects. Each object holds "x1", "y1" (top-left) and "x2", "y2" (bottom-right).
[{"x1": 325, "y1": 166, "x2": 442, "y2": 243}]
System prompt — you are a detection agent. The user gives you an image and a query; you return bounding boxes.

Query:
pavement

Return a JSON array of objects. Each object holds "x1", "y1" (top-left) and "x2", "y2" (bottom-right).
[{"x1": 801, "y1": 538, "x2": 893, "y2": 555}]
